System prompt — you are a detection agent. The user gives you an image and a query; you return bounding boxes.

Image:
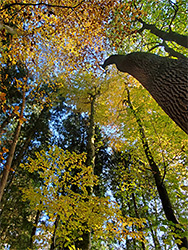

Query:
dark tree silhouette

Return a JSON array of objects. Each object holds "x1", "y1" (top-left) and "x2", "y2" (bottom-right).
[{"x1": 101, "y1": 52, "x2": 188, "y2": 134}]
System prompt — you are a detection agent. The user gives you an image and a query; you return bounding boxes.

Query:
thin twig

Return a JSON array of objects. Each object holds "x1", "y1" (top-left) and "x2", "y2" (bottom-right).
[{"x1": 168, "y1": 0, "x2": 179, "y2": 31}]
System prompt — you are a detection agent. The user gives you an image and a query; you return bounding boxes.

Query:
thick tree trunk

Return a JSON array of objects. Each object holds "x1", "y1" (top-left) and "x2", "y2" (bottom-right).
[
  {"x1": 101, "y1": 52, "x2": 188, "y2": 134},
  {"x1": 126, "y1": 90, "x2": 188, "y2": 249}
]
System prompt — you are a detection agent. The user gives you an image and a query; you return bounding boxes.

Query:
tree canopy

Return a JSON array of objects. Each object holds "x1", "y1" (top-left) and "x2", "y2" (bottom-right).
[{"x1": 0, "y1": 0, "x2": 187, "y2": 249}]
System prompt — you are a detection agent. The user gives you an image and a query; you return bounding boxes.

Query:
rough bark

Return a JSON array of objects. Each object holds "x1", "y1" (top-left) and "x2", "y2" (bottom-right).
[
  {"x1": 101, "y1": 52, "x2": 188, "y2": 134},
  {"x1": 126, "y1": 90, "x2": 188, "y2": 249}
]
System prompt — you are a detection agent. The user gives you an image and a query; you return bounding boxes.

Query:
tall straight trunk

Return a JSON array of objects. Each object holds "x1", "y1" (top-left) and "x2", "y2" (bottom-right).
[
  {"x1": 125, "y1": 165, "x2": 146, "y2": 250},
  {"x1": 75, "y1": 94, "x2": 96, "y2": 250},
  {"x1": 0, "y1": 90, "x2": 26, "y2": 202},
  {"x1": 131, "y1": 192, "x2": 146, "y2": 250},
  {"x1": 85, "y1": 94, "x2": 96, "y2": 169},
  {"x1": 50, "y1": 214, "x2": 60, "y2": 250},
  {"x1": 126, "y1": 89, "x2": 188, "y2": 249},
  {"x1": 30, "y1": 209, "x2": 41, "y2": 249},
  {"x1": 125, "y1": 193, "x2": 137, "y2": 249},
  {"x1": 126, "y1": 165, "x2": 146, "y2": 250},
  {"x1": 142, "y1": 194, "x2": 162, "y2": 250},
  {"x1": 5, "y1": 106, "x2": 49, "y2": 190}
]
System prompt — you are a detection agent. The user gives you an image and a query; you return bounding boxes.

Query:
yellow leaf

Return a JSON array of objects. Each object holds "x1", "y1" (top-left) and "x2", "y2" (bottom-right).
[{"x1": 19, "y1": 117, "x2": 27, "y2": 125}]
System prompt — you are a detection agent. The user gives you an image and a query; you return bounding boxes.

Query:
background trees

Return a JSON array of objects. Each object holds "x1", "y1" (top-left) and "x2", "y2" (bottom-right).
[{"x1": 0, "y1": 0, "x2": 187, "y2": 249}]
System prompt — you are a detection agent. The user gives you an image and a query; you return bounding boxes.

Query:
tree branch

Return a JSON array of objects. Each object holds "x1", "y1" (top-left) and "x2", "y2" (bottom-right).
[
  {"x1": 137, "y1": 18, "x2": 188, "y2": 48},
  {"x1": 168, "y1": 0, "x2": 179, "y2": 31},
  {"x1": 148, "y1": 41, "x2": 187, "y2": 59},
  {"x1": 0, "y1": 1, "x2": 85, "y2": 12},
  {"x1": 161, "y1": 41, "x2": 187, "y2": 59}
]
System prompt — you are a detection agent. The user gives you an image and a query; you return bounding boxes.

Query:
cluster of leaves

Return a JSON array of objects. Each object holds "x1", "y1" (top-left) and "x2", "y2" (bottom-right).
[
  {"x1": 20, "y1": 146, "x2": 146, "y2": 249},
  {"x1": 0, "y1": 0, "x2": 124, "y2": 76}
]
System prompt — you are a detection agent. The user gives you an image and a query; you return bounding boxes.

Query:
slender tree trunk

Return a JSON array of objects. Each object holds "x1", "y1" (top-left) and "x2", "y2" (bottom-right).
[
  {"x1": 125, "y1": 193, "x2": 137, "y2": 249},
  {"x1": 85, "y1": 94, "x2": 96, "y2": 169},
  {"x1": 126, "y1": 89, "x2": 188, "y2": 249},
  {"x1": 126, "y1": 164, "x2": 146, "y2": 250},
  {"x1": 5, "y1": 106, "x2": 49, "y2": 190},
  {"x1": 50, "y1": 214, "x2": 60, "y2": 250},
  {"x1": 75, "y1": 94, "x2": 96, "y2": 250},
  {"x1": 126, "y1": 237, "x2": 131, "y2": 250},
  {"x1": 30, "y1": 209, "x2": 41, "y2": 249},
  {"x1": 131, "y1": 192, "x2": 146, "y2": 250},
  {"x1": 0, "y1": 90, "x2": 26, "y2": 202},
  {"x1": 142, "y1": 194, "x2": 162, "y2": 250}
]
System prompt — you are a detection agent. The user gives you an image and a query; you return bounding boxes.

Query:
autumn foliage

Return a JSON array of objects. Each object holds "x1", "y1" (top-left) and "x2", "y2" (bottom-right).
[{"x1": 0, "y1": 0, "x2": 187, "y2": 249}]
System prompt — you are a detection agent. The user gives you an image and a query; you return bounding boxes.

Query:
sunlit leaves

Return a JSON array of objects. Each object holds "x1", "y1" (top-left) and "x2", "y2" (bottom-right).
[
  {"x1": 0, "y1": 0, "x2": 124, "y2": 76},
  {"x1": 20, "y1": 145, "x2": 146, "y2": 248}
]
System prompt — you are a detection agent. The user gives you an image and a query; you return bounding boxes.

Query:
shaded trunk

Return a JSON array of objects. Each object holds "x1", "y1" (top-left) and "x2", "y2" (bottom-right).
[
  {"x1": 126, "y1": 164, "x2": 146, "y2": 250},
  {"x1": 126, "y1": 89, "x2": 188, "y2": 249},
  {"x1": 126, "y1": 193, "x2": 137, "y2": 249},
  {"x1": 0, "y1": 91, "x2": 25, "y2": 202},
  {"x1": 50, "y1": 214, "x2": 60, "y2": 250},
  {"x1": 5, "y1": 106, "x2": 49, "y2": 190},
  {"x1": 30, "y1": 209, "x2": 41, "y2": 249},
  {"x1": 85, "y1": 95, "x2": 96, "y2": 169},
  {"x1": 131, "y1": 192, "x2": 146, "y2": 250},
  {"x1": 75, "y1": 95, "x2": 96, "y2": 250},
  {"x1": 142, "y1": 194, "x2": 162, "y2": 250}
]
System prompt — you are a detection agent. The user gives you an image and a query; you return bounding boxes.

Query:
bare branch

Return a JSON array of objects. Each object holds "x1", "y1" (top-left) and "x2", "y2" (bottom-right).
[
  {"x1": 0, "y1": 1, "x2": 85, "y2": 12},
  {"x1": 168, "y1": 0, "x2": 179, "y2": 31}
]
